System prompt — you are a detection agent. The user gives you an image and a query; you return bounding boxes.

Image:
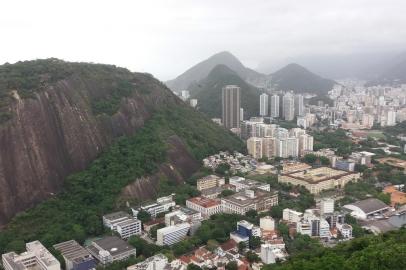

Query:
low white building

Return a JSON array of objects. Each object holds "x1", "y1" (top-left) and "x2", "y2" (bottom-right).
[
  {"x1": 282, "y1": 208, "x2": 303, "y2": 223},
  {"x1": 127, "y1": 254, "x2": 168, "y2": 270},
  {"x1": 103, "y1": 211, "x2": 141, "y2": 239},
  {"x1": 156, "y1": 223, "x2": 191, "y2": 246},
  {"x1": 2, "y1": 241, "x2": 60, "y2": 270},
  {"x1": 337, "y1": 223, "x2": 353, "y2": 238},
  {"x1": 260, "y1": 216, "x2": 275, "y2": 231}
]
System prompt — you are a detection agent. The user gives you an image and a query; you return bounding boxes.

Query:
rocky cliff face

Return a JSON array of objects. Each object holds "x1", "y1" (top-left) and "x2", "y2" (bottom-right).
[{"x1": 0, "y1": 62, "x2": 180, "y2": 225}]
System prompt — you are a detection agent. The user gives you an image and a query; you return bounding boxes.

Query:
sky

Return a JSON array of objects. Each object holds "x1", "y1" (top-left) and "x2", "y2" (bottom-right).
[{"x1": 1, "y1": 0, "x2": 406, "y2": 80}]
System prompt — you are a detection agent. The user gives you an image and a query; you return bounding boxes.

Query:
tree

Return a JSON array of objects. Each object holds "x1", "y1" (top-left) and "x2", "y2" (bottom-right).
[
  {"x1": 221, "y1": 189, "x2": 235, "y2": 197},
  {"x1": 249, "y1": 236, "x2": 262, "y2": 249},
  {"x1": 187, "y1": 264, "x2": 202, "y2": 270},
  {"x1": 206, "y1": 239, "x2": 219, "y2": 251},
  {"x1": 377, "y1": 192, "x2": 391, "y2": 205},
  {"x1": 137, "y1": 210, "x2": 151, "y2": 223},
  {"x1": 319, "y1": 156, "x2": 330, "y2": 165},
  {"x1": 277, "y1": 223, "x2": 289, "y2": 238},
  {"x1": 246, "y1": 209, "x2": 258, "y2": 219},
  {"x1": 303, "y1": 154, "x2": 317, "y2": 165},
  {"x1": 238, "y1": 241, "x2": 246, "y2": 252},
  {"x1": 225, "y1": 261, "x2": 238, "y2": 270},
  {"x1": 270, "y1": 205, "x2": 283, "y2": 219},
  {"x1": 245, "y1": 251, "x2": 261, "y2": 264}
]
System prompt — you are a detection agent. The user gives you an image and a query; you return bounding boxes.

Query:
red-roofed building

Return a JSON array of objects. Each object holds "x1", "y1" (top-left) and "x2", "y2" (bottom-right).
[{"x1": 186, "y1": 197, "x2": 222, "y2": 218}]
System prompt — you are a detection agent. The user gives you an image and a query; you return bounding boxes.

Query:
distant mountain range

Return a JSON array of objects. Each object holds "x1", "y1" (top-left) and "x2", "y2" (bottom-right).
[
  {"x1": 166, "y1": 51, "x2": 267, "y2": 91},
  {"x1": 367, "y1": 56, "x2": 406, "y2": 86},
  {"x1": 188, "y1": 64, "x2": 263, "y2": 118},
  {"x1": 166, "y1": 51, "x2": 336, "y2": 118},
  {"x1": 270, "y1": 63, "x2": 336, "y2": 95}
]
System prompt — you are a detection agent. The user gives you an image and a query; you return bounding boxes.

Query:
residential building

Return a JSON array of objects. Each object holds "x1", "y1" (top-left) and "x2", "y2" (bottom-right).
[
  {"x1": 156, "y1": 223, "x2": 191, "y2": 246},
  {"x1": 270, "y1": 95, "x2": 280, "y2": 118},
  {"x1": 298, "y1": 134, "x2": 314, "y2": 156},
  {"x1": 87, "y1": 236, "x2": 136, "y2": 265},
  {"x1": 2, "y1": 241, "x2": 60, "y2": 270},
  {"x1": 282, "y1": 208, "x2": 303, "y2": 223},
  {"x1": 221, "y1": 189, "x2": 278, "y2": 215},
  {"x1": 127, "y1": 254, "x2": 168, "y2": 270},
  {"x1": 294, "y1": 94, "x2": 304, "y2": 116},
  {"x1": 282, "y1": 93, "x2": 295, "y2": 121},
  {"x1": 103, "y1": 211, "x2": 131, "y2": 231},
  {"x1": 279, "y1": 167, "x2": 360, "y2": 194},
  {"x1": 190, "y1": 99, "x2": 197, "y2": 108},
  {"x1": 260, "y1": 93, "x2": 269, "y2": 116},
  {"x1": 196, "y1": 175, "x2": 224, "y2": 191},
  {"x1": 186, "y1": 197, "x2": 222, "y2": 218},
  {"x1": 320, "y1": 198, "x2": 335, "y2": 215},
  {"x1": 222, "y1": 85, "x2": 241, "y2": 129},
  {"x1": 247, "y1": 137, "x2": 263, "y2": 159},
  {"x1": 53, "y1": 240, "x2": 96, "y2": 270},
  {"x1": 260, "y1": 216, "x2": 275, "y2": 231},
  {"x1": 336, "y1": 223, "x2": 353, "y2": 238},
  {"x1": 275, "y1": 137, "x2": 299, "y2": 158}
]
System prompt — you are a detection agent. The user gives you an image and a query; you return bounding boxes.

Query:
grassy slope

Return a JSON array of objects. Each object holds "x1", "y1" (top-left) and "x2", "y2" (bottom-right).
[{"x1": 0, "y1": 104, "x2": 244, "y2": 254}]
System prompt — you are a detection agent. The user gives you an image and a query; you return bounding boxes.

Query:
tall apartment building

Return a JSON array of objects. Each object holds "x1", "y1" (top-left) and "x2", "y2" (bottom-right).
[
  {"x1": 294, "y1": 94, "x2": 304, "y2": 116},
  {"x1": 156, "y1": 223, "x2": 191, "y2": 246},
  {"x1": 2, "y1": 241, "x2": 60, "y2": 270},
  {"x1": 282, "y1": 93, "x2": 295, "y2": 121},
  {"x1": 270, "y1": 94, "x2": 280, "y2": 118},
  {"x1": 298, "y1": 134, "x2": 314, "y2": 156},
  {"x1": 222, "y1": 85, "x2": 241, "y2": 129},
  {"x1": 247, "y1": 137, "x2": 263, "y2": 159},
  {"x1": 275, "y1": 137, "x2": 299, "y2": 158},
  {"x1": 260, "y1": 93, "x2": 269, "y2": 116}
]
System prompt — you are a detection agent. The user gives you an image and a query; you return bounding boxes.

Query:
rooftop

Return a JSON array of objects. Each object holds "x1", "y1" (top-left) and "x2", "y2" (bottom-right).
[
  {"x1": 283, "y1": 167, "x2": 356, "y2": 183},
  {"x1": 53, "y1": 240, "x2": 93, "y2": 263},
  {"x1": 345, "y1": 198, "x2": 390, "y2": 215},
  {"x1": 187, "y1": 197, "x2": 221, "y2": 208},
  {"x1": 103, "y1": 211, "x2": 130, "y2": 221},
  {"x1": 89, "y1": 236, "x2": 135, "y2": 256}
]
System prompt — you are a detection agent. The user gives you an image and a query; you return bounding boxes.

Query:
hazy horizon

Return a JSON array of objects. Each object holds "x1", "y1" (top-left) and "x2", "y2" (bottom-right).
[{"x1": 1, "y1": 0, "x2": 406, "y2": 80}]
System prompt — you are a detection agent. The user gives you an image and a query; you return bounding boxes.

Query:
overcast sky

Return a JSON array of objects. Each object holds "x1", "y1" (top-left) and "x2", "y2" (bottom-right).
[{"x1": 1, "y1": 0, "x2": 406, "y2": 80}]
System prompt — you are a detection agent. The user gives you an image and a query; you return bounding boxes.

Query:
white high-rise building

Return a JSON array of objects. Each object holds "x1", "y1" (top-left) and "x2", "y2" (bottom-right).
[
  {"x1": 283, "y1": 93, "x2": 295, "y2": 121},
  {"x1": 275, "y1": 137, "x2": 298, "y2": 158},
  {"x1": 387, "y1": 110, "x2": 397, "y2": 126},
  {"x1": 298, "y1": 134, "x2": 314, "y2": 156},
  {"x1": 260, "y1": 93, "x2": 269, "y2": 116},
  {"x1": 240, "y1": 108, "x2": 244, "y2": 121},
  {"x1": 294, "y1": 94, "x2": 304, "y2": 116},
  {"x1": 320, "y1": 198, "x2": 335, "y2": 215},
  {"x1": 270, "y1": 95, "x2": 280, "y2": 118}
]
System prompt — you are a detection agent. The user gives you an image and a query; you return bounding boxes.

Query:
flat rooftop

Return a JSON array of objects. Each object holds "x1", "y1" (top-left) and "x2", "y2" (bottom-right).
[
  {"x1": 88, "y1": 236, "x2": 135, "y2": 256},
  {"x1": 53, "y1": 240, "x2": 93, "y2": 263},
  {"x1": 283, "y1": 167, "x2": 355, "y2": 183},
  {"x1": 187, "y1": 197, "x2": 220, "y2": 208},
  {"x1": 103, "y1": 211, "x2": 130, "y2": 220},
  {"x1": 377, "y1": 157, "x2": 406, "y2": 169}
]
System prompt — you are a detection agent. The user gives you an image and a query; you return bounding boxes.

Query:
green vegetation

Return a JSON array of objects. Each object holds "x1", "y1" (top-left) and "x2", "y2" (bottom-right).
[
  {"x1": 312, "y1": 129, "x2": 355, "y2": 156},
  {"x1": 0, "y1": 104, "x2": 244, "y2": 254},
  {"x1": 0, "y1": 59, "x2": 144, "y2": 120},
  {"x1": 302, "y1": 153, "x2": 330, "y2": 166},
  {"x1": 263, "y1": 228, "x2": 406, "y2": 270}
]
